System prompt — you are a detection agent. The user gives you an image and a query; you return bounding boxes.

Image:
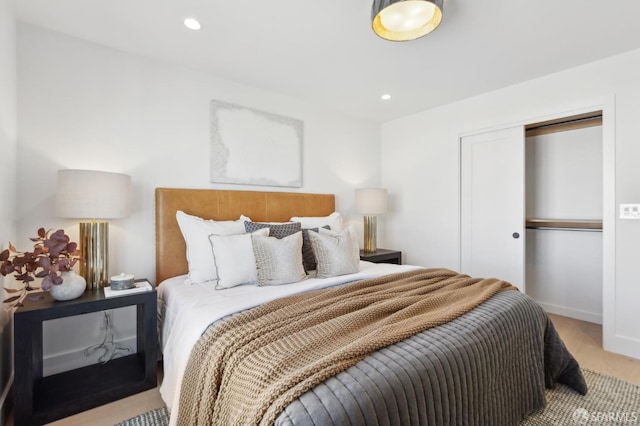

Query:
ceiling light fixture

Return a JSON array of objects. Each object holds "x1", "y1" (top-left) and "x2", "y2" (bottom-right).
[
  {"x1": 184, "y1": 18, "x2": 202, "y2": 31},
  {"x1": 372, "y1": 0, "x2": 443, "y2": 42},
  {"x1": 381, "y1": 94, "x2": 392, "y2": 100}
]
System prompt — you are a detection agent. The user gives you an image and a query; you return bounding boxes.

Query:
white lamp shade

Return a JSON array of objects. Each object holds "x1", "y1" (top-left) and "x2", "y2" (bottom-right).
[
  {"x1": 355, "y1": 188, "x2": 388, "y2": 215},
  {"x1": 56, "y1": 169, "x2": 132, "y2": 219}
]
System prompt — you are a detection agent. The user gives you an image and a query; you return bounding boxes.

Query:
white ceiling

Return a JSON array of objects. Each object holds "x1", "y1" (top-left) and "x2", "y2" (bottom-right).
[{"x1": 12, "y1": 0, "x2": 640, "y2": 122}]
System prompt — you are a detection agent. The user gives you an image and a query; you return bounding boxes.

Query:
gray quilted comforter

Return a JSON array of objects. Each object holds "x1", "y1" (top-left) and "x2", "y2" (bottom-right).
[{"x1": 269, "y1": 290, "x2": 586, "y2": 426}]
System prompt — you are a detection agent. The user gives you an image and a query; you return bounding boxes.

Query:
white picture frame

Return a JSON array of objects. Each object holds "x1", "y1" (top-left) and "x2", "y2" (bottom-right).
[{"x1": 210, "y1": 100, "x2": 303, "y2": 187}]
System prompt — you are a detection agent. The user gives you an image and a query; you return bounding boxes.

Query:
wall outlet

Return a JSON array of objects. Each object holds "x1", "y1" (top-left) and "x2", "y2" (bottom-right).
[{"x1": 620, "y1": 204, "x2": 640, "y2": 219}]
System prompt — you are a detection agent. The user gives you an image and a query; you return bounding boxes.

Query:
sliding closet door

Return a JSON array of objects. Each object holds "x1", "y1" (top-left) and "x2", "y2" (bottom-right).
[{"x1": 460, "y1": 127, "x2": 525, "y2": 290}]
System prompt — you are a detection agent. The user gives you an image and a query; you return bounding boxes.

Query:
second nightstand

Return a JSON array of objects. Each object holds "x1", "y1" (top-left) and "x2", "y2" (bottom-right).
[{"x1": 360, "y1": 248, "x2": 402, "y2": 265}]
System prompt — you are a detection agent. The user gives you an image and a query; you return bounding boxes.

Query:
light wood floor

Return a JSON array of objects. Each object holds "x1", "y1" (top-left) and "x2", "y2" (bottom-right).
[
  {"x1": 547, "y1": 313, "x2": 640, "y2": 386},
  {"x1": 6, "y1": 314, "x2": 640, "y2": 425}
]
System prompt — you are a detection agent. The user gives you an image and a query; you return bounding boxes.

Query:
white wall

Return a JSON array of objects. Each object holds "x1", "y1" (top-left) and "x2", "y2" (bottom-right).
[
  {"x1": 17, "y1": 24, "x2": 381, "y2": 369},
  {"x1": 17, "y1": 24, "x2": 381, "y2": 279},
  {"x1": 0, "y1": 0, "x2": 16, "y2": 420},
  {"x1": 526, "y1": 229, "x2": 602, "y2": 323},
  {"x1": 526, "y1": 126, "x2": 603, "y2": 220},
  {"x1": 382, "y1": 48, "x2": 640, "y2": 358}
]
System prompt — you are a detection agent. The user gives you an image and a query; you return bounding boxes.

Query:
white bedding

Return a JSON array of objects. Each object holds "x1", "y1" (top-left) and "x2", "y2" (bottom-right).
[{"x1": 158, "y1": 261, "x2": 421, "y2": 425}]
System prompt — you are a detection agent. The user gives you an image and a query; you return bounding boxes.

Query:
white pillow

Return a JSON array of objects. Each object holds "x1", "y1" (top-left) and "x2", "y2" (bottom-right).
[
  {"x1": 252, "y1": 232, "x2": 307, "y2": 286},
  {"x1": 309, "y1": 224, "x2": 360, "y2": 278},
  {"x1": 210, "y1": 228, "x2": 270, "y2": 289},
  {"x1": 175, "y1": 211, "x2": 250, "y2": 284},
  {"x1": 290, "y1": 212, "x2": 343, "y2": 232}
]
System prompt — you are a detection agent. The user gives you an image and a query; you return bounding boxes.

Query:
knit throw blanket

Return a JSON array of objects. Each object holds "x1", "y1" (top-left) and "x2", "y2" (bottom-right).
[{"x1": 177, "y1": 268, "x2": 517, "y2": 426}]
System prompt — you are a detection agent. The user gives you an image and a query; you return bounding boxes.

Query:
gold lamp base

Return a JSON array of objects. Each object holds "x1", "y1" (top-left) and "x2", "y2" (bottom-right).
[
  {"x1": 363, "y1": 215, "x2": 378, "y2": 254},
  {"x1": 79, "y1": 221, "x2": 109, "y2": 289}
]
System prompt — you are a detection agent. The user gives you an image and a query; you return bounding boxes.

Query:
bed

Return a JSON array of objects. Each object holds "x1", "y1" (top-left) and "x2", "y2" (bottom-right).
[{"x1": 155, "y1": 188, "x2": 586, "y2": 426}]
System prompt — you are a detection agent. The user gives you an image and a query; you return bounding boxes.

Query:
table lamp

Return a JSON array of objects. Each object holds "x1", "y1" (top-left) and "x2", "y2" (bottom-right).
[
  {"x1": 56, "y1": 170, "x2": 132, "y2": 289},
  {"x1": 355, "y1": 188, "x2": 388, "y2": 254}
]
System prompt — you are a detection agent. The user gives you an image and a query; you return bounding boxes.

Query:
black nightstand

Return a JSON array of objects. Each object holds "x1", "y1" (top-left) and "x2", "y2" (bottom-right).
[
  {"x1": 360, "y1": 248, "x2": 402, "y2": 265},
  {"x1": 13, "y1": 280, "x2": 157, "y2": 425}
]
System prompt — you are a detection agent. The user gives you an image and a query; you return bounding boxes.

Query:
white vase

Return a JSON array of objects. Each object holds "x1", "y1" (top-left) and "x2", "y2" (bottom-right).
[{"x1": 50, "y1": 271, "x2": 87, "y2": 301}]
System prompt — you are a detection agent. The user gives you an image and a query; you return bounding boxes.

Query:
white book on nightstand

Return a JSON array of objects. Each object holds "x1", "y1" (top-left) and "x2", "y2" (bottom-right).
[{"x1": 103, "y1": 280, "x2": 153, "y2": 298}]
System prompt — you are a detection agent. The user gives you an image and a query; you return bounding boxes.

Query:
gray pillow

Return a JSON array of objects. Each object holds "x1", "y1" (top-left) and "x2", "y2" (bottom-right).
[
  {"x1": 244, "y1": 221, "x2": 301, "y2": 239},
  {"x1": 308, "y1": 226, "x2": 360, "y2": 278},
  {"x1": 251, "y1": 232, "x2": 307, "y2": 286}
]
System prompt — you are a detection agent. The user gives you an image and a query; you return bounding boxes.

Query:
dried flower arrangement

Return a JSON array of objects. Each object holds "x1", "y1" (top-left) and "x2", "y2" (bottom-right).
[{"x1": 0, "y1": 228, "x2": 81, "y2": 308}]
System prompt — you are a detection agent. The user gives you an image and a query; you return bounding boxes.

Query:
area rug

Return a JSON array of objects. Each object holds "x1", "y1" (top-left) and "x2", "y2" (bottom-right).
[
  {"x1": 522, "y1": 369, "x2": 640, "y2": 425},
  {"x1": 117, "y1": 369, "x2": 639, "y2": 425},
  {"x1": 116, "y1": 406, "x2": 169, "y2": 426}
]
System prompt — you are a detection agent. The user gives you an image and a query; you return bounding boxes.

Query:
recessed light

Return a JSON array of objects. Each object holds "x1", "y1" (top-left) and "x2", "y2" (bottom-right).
[
  {"x1": 184, "y1": 18, "x2": 201, "y2": 31},
  {"x1": 381, "y1": 94, "x2": 392, "y2": 101}
]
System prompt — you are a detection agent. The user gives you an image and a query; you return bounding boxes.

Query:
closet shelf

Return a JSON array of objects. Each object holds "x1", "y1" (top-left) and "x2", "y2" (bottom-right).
[{"x1": 526, "y1": 219, "x2": 602, "y2": 231}]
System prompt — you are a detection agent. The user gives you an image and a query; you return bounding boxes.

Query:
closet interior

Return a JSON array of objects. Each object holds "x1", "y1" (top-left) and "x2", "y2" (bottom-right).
[{"x1": 524, "y1": 111, "x2": 603, "y2": 324}]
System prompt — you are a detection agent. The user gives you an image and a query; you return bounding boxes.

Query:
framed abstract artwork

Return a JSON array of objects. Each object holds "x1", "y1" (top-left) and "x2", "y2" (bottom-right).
[{"x1": 210, "y1": 100, "x2": 303, "y2": 187}]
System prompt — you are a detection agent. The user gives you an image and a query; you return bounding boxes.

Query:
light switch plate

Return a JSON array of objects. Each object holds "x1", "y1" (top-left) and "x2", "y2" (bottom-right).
[{"x1": 620, "y1": 204, "x2": 640, "y2": 219}]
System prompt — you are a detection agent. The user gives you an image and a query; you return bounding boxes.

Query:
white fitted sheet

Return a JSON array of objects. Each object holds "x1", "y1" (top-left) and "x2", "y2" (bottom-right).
[{"x1": 157, "y1": 261, "x2": 421, "y2": 425}]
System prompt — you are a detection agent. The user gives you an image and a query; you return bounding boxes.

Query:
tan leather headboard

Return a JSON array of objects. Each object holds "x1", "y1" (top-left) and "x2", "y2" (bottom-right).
[{"x1": 155, "y1": 188, "x2": 336, "y2": 284}]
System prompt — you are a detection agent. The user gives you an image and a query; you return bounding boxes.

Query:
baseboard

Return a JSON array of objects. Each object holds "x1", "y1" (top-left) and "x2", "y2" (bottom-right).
[
  {"x1": 604, "y1": 332, "x2": 640, "y2": 360},
  {"x1": 0, "y1": 374, "x2": 13, "y2": 426},
  {"x1": 536, "y1": 300, "x2": 602, "y2": 325},
  {"x1": 43, "y1": 336, "x2": 137, "y2": 376}
]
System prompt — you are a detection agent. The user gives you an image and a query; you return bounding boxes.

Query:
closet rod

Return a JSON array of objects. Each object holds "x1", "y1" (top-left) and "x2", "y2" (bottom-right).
[
  {"x1": 526, "y1": 219, "x2": 602, "y2": 232},
  {"x1": 526, "y1": 114, "x2": 602, "y2": 133},
  {"x1": 526, "y1": 226, "x2": 602, "y2": 233},
  {"x1": 526, "y1": 219, "x2": 602, "y2": 230},
  {"x1": 525, "y1": 111, "x2": 603, "y2": 137}
]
